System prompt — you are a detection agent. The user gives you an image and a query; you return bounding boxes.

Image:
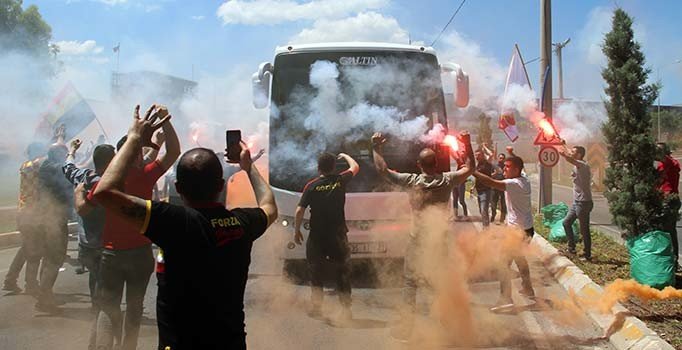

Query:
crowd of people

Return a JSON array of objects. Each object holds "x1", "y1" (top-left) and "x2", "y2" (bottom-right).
[{"x1": 0, "y1": 102, "x2": 678, "y2": 349}]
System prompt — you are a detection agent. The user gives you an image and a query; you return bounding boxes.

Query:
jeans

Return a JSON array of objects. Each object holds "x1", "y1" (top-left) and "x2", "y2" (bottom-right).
[
  {"x1": 79, "y1": 245, "x2": 102, "y2": 307},
  {"x1": 477, "y1": 189, "x2": 491, "y2": 227},
  {"x1": 563, "y1": 201, "x2": 594, "y2": 258},
  {"x1": 490, "y1": 190, "x2": 507, "y2": 223},
  {"x1": 24, "y1": 214, "x2": 68, "y2": 305},
  {"x1": 452, "y1": 182, "x2": 468, "y2": 217},
  {"x1": 662, "y1": 196, "x2": 681, "y2": 265},
  {"x1": 96, "y1": 245, "x2": 154, "y2": 350},
  {"x1": 8, "y1": 219, "x2": 45, "y2": 290},
  {"x1": 499, "y1": 228, "x2": 534, "y2": 300},
  {"x1": 306, "y1": 232, "x2": 352, "y2": 308}
]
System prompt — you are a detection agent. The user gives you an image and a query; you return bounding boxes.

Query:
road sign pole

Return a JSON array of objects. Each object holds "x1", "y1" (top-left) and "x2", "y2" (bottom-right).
[{"x1": 539, "y1": 0, "x2": 553, "y2": 210}]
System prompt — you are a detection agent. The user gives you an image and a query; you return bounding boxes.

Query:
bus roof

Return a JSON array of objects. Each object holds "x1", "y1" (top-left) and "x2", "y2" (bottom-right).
[{"x1": 274, "y1": 42, "x2": 437, "y2": 56}]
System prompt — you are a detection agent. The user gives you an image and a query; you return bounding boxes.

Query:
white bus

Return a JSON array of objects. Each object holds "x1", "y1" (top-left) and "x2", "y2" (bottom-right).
[{"x1": 252, "y1": 42, "x2": 469, "y2": 281}]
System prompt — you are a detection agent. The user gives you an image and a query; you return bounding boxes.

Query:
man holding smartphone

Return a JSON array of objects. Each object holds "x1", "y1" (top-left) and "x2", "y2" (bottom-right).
[{"x1": 293, "y1": 152, "x2": 359, "y2": 323}]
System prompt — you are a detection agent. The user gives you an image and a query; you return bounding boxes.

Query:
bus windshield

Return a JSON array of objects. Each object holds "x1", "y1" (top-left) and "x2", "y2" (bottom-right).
[{"x1": 269, "y1": 50, "x2": 447, "y2": 193}]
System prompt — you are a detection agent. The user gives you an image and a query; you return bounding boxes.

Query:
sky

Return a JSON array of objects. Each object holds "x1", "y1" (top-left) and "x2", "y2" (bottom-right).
[{"x1": 24, "y1": 0, "x2": 682, "y2": 105}]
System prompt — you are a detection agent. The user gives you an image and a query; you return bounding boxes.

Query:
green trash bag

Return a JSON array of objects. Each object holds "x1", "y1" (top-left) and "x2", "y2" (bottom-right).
[
  {"x1": 627, "y1": 231, "x2": 675, "y2": 289},
  {"x1": 541, "y1": 203, "x2": 577, "y2": 242}
]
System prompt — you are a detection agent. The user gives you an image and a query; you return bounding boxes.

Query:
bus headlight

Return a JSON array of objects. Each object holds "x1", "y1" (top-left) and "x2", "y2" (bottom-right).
[
  {"x1": 303, "y1": 221, "x2": 310, "y2": 230},
  {"x1": 281, "y1": 219, "x2": 289, "y2": 227}
]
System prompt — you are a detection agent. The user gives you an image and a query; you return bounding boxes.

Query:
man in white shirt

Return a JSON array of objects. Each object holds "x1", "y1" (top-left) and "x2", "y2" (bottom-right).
[{"x1": 472, "y1": 156, "x2": 535, "y2": 311}]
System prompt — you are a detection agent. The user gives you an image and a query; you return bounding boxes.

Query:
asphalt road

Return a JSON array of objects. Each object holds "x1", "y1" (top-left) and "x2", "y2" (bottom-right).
[{"x1": 0, "y1": 220, "x2": 616, "y2": 350}]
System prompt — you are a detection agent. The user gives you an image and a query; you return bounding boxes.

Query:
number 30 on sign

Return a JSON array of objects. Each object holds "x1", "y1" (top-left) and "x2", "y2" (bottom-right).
[{"x1": 538, "y1": 146, "x2": 559, "y2": 167}]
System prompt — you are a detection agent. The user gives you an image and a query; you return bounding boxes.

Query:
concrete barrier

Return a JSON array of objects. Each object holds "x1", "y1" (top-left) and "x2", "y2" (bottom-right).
[{"x1": 532, "y1": 234, "x2": 675, "y2": 350}]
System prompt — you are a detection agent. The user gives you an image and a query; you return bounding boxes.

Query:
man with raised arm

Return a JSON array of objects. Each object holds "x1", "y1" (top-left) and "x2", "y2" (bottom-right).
[
  {"x1": 472, "y1": 155, "x2": 536, "y2": 311},
  {"x1": 559, "y1": 145, "x2": 594, "y2": 261},
  {"x1": 293, "y1": 152, "x2": 359, "y2": 322},
  {"x1": 89, "y1": 105, "x2": 180, "y2": 350},
  {"x1": 372, "y1": 131, "x2": 474, "y2": 341},
  {"x1": 92, "y1": 105, "x2": 278, "y2": 350}
]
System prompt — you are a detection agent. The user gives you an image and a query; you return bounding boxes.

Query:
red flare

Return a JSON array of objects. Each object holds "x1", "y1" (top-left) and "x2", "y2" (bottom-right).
[{"x1": 444, "y1": 135, "x2": 459, "y2": 152}]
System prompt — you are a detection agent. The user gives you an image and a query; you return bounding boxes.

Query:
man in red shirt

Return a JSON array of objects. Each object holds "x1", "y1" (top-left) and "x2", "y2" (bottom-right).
[
  {"x1": 89, "y1": 105, "x2": 180, "y2": 350},
  {"x1": 656, "y1": 142, "x2": 680, "y2": 268}
]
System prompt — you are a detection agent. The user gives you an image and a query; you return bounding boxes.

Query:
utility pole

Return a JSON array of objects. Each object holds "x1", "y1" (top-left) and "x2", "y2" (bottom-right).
[
  {"x1": 553, "y1": 38, "x2": 570, "y2": 100},
  {"x1": 539, "y1": 0, "x2": 553, "y2": 208}
]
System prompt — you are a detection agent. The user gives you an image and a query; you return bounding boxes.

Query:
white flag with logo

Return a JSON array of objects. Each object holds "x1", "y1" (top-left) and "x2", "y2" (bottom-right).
[{"x1": 499, "y1": 44, "x2": 532, "y2": 143}]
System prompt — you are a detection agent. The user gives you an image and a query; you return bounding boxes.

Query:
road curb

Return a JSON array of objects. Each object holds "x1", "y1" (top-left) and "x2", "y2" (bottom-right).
[{"x1": 531, "y1": 234, "x2": 675, "y2": 350}]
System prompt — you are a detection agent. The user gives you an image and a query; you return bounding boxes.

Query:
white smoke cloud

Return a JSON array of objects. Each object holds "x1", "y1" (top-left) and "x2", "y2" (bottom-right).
[
  {"x1": 289, "y1": 12, "x2": 409, "y2": 44},
  {"x1": 54, "y1": 40, "x2": 104, "y2": 56},
  {"x1": 179, "y1": 65, "x2": 269, "y2": 152},
  {"x1": 437, "y1": 32, "x2": 506, "y2": 108},
  {"x1": 217, "y1": 0, "x2": 388, "y2": 25},
  {"x1": 577, "y1": 7, "x2": 611, "y2": 66},
  {"x1": 554, "y1": 101, "x2": 607, "y2": 143},
  {"x1": 501, "y1": 84, "x2": 538, "y2": 120}
]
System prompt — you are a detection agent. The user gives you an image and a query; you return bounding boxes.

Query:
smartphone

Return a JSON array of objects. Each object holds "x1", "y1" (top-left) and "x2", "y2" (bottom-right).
[{"x1": 226, "y1": 130, "x2": 242, "y2": 162}]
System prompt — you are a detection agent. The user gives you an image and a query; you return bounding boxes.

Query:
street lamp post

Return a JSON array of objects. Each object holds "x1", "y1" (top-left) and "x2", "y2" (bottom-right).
[{"x1": 657, "y1": 59, "x2": 681, "y2": 141}]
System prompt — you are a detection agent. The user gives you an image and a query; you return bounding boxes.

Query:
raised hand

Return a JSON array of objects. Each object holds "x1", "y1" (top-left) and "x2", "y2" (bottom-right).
[
  {"x1": 130, "y1": 104, "x2": 171, "y2": 150},
  {"x1": 70, "y1": 139, "x2": 82, "y2": 152},
  {"x1": 371, "y1": 132, "x2": 387, "y2": 147}
]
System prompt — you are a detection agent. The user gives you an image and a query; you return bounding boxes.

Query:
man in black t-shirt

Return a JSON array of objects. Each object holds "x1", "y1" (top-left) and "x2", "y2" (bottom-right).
[
  {"x1": 92, "y1": 105, "x2": 278, "y2": 350},
  {"x1": 294, "y1": 152, "x2": 359, "y2": 322}
]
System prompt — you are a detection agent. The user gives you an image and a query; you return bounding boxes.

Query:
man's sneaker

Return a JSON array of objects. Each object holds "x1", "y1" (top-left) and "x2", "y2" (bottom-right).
[
  {"x1": 2, "y1": 281, "x2": 22, "y2": 293},
  {"x1": 519, "y1": 285, "x2": 536, "y2": 299},
  {"x1": 489, "y1": 298, "x2": 514, "y2": 313},
  {"x1": 579, "y1": 255, "x2": 592, "y2": 262},
  {"x1": 334, "y1": 307, "x2": 353, "y2": 326},
  {"x1": 75, "y1": 266, "x2": 87, "y2": 275},
  {"x1": 307, "y1": 304, "x2": 322, "y2": 318},
  {"x1": 24, "y1": 284, "x2": 40, "y2": 296},
  {"x1": 389, "y1": 319, "x2": 413, "y2": 342},
  {"x1": 35, "y1": 301, "x2": 61, "y2": 314}
]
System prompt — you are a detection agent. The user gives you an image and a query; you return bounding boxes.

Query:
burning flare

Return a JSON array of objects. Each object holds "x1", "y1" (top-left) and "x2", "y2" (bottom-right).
[
  {"x1": 538, "y1": 118, "x2": 557, "y2": 138},
  {"x1": 443, "y1": 134, "x2": 460, "y2": 152}
]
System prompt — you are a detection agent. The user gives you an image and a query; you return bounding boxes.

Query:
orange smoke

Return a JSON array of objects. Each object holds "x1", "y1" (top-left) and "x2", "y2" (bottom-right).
[
  {"x1": 596, "y1": 279, "x2": 682, "y2": 313},
  {"x1": 443, "y1": 134, "x2": 459, "y2": 152}
]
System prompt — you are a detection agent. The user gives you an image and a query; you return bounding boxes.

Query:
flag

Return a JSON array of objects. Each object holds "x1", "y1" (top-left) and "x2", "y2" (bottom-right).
[
  {"x1": 36, "y1": 83, "x2": 97, "y2": 141},
  {"x1": 113, "y1": 43, "x2": 120, "y2": 53},
  {"x1": 499, "y1": 44, "x2": 532, "y2": 143}
]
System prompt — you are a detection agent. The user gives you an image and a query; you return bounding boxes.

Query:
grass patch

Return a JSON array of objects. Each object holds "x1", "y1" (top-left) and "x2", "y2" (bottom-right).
[{"x1": 534, "y1": 215, "x2": 682, "y2": 349}]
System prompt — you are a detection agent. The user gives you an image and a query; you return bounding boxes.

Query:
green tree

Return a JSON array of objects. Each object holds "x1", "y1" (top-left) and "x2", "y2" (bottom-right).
[
  {"x1": 651, "y1": 109, "x2": 682, "y2": 143},
  {"x1": 1, "y1": 0, "x2": 54, "y2": 65},
  {"x1": 601, "y1": 9, "x2": 663, "y2": 237},
  {"x1": 476, "y1": 113, "x2": 492, "y2": 146}
]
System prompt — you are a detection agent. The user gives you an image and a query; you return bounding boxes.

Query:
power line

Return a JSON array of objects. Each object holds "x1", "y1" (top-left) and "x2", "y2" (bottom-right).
[
  {"x1": 431, "y1": 0, "x2": 467, "y2": 47},
  {"x1": 525, "y1": 57, "x2": 540, "y2": 65}
]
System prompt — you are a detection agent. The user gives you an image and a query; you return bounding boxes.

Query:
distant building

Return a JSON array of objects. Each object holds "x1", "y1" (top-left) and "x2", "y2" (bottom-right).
[{"x1": 111, "y1": 70, "x2": 197, "y2": 108}]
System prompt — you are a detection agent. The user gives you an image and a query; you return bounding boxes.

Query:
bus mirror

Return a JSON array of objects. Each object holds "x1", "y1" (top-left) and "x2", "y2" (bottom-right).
[
  {"x1": 441, "y1": 62, "x2": 469, "y2": 108},
  {"x1": 252, "y1": 62, "x2": 272, "y2": 109}
]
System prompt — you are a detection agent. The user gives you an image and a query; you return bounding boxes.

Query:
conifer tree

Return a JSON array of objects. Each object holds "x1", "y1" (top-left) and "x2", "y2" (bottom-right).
[{"x1": 601, "y1": 9, "x2": 662, "y2": 237}]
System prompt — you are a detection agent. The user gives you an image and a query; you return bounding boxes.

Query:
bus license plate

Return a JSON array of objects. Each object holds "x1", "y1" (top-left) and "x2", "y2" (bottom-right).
[{"x1": 350, "y1": 242, "x2": 387, "y2": 254}]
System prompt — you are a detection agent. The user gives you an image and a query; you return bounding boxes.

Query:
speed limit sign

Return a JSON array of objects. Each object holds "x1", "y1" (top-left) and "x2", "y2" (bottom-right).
[{"x1": 538, "y1": 146, "x2": 559, "y2": 167}]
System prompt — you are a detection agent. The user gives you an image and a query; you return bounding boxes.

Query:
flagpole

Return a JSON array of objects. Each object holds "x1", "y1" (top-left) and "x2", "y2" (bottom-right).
[{"x1": 93, "y1": 114, "x2": 110, "y2": 142}]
